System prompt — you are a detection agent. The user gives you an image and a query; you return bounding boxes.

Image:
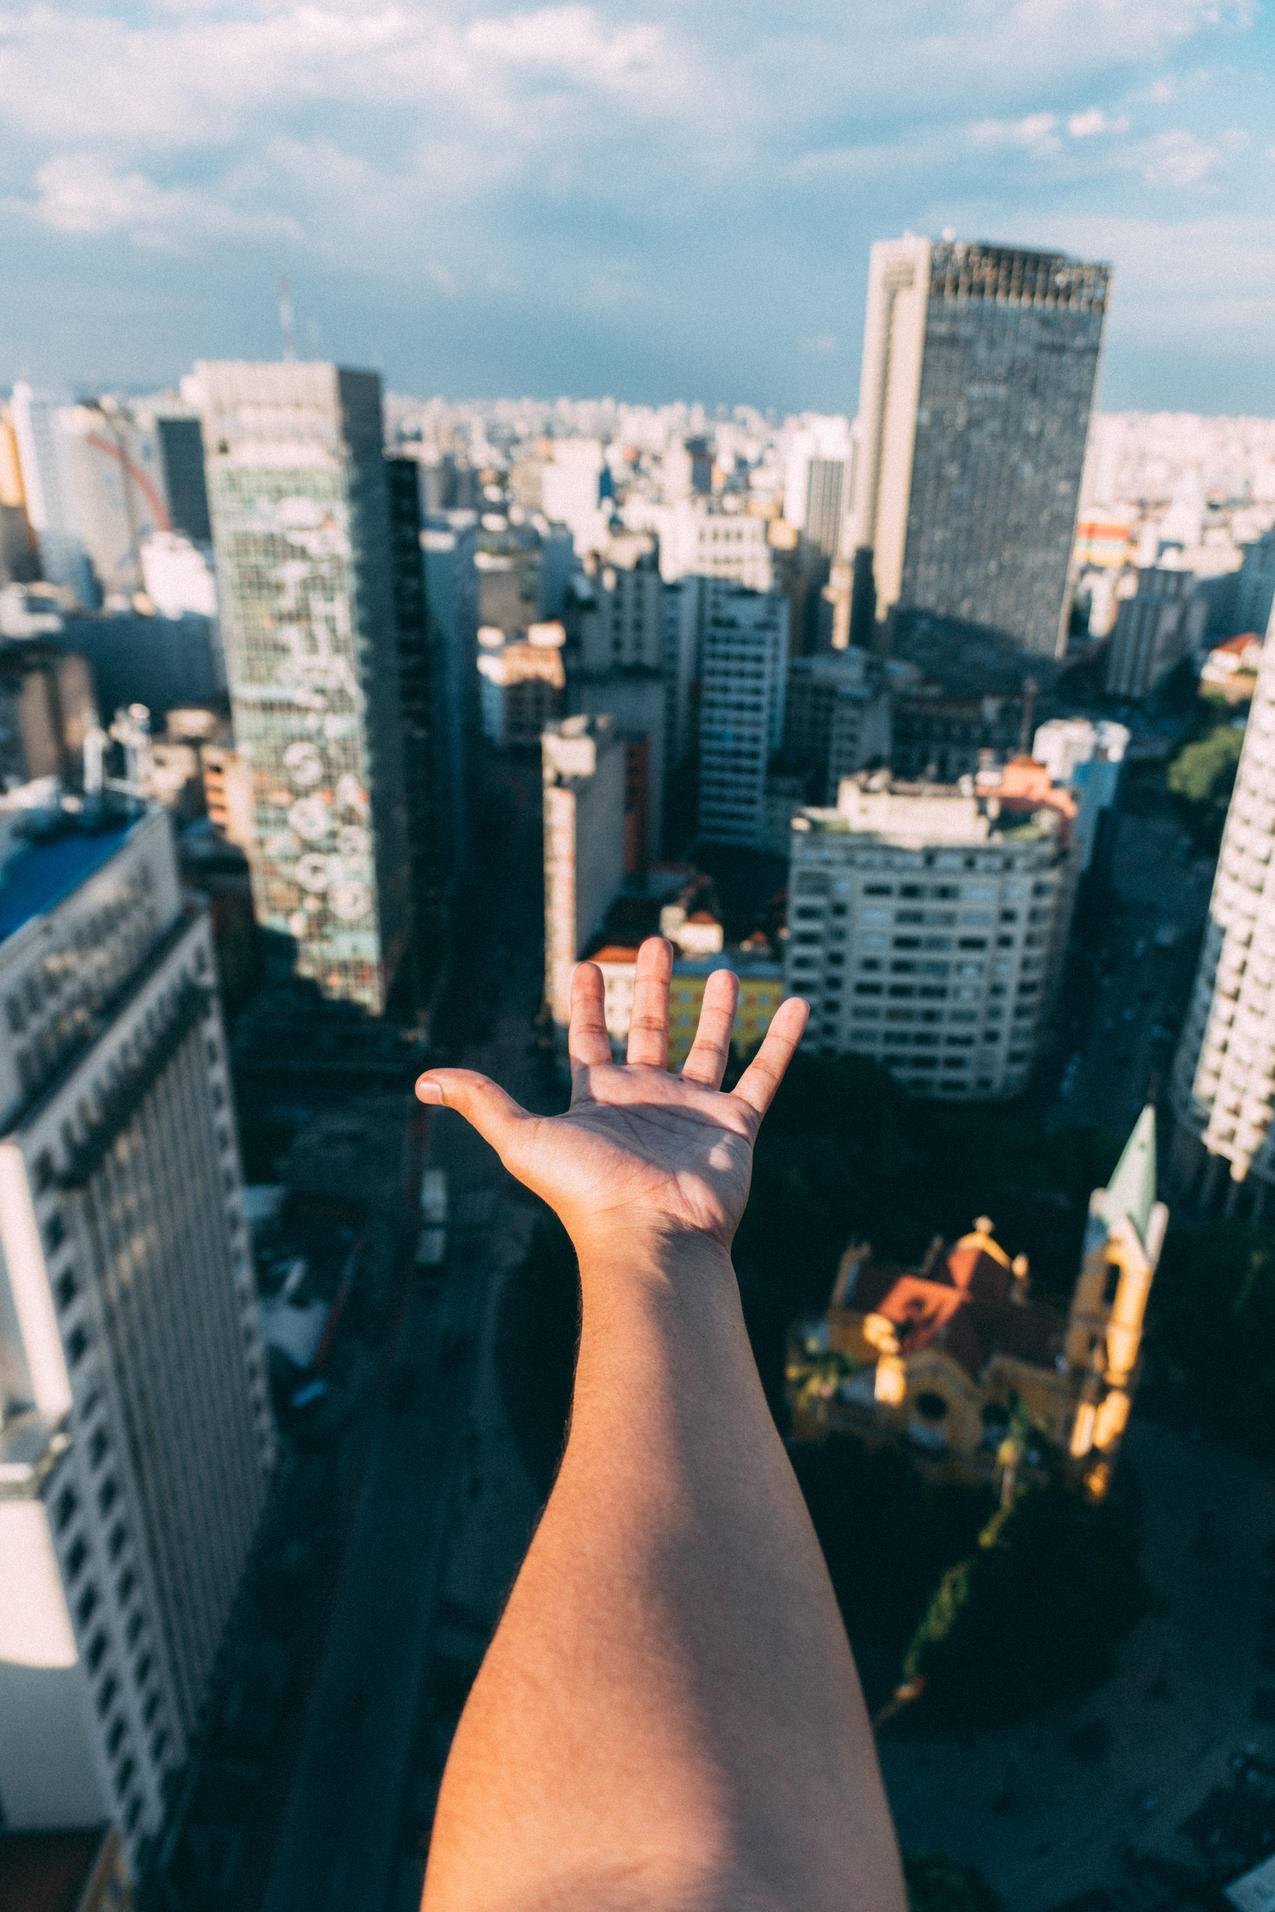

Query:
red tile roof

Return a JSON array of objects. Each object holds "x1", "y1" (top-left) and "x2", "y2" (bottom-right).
[{"x1": 840, "y1": 1235, "x2": 1064, "y2": 1381}]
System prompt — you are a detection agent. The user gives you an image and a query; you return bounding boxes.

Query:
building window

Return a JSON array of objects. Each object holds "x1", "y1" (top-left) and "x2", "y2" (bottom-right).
[{"x1": 66, "y1": 1324, "x2": 91, "y2": 1368}]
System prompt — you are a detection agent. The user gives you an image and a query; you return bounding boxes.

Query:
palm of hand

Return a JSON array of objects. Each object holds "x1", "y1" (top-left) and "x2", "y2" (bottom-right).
[
  {"x1": 512, "y1": 1066, "x2": 756, "y2": 1247},
  {"x1": 417, "y1": 939, "x2": 806, "y2": 1259}
]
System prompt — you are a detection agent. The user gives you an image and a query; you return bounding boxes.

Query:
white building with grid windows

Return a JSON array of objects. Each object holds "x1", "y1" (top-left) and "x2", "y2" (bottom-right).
[
  {"x1": 1172, "y1": 609, "x2": 1275, "y2": 1212},
  {"x1": 0, "y1": 802, "x2": 274, "y2": 1869},
  {"x1": 784, "y1": 773, "x2": 1076, "y2": 1099}
]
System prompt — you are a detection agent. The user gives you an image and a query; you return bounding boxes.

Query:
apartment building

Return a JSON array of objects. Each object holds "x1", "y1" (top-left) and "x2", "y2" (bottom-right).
[{"x1": 785, "y1": 770, "x2": 1077, "y2": 1099}]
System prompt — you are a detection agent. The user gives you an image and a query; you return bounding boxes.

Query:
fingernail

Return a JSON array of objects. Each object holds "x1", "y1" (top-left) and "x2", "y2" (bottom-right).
[{"x1": 416, "y1": 1077, "x2": 443, "y2": 1103}]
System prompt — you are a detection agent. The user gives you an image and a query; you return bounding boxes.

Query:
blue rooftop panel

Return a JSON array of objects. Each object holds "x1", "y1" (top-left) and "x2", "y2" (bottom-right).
[{"x1": 0, "y1": 823, "x2": 135, "y2": 943}]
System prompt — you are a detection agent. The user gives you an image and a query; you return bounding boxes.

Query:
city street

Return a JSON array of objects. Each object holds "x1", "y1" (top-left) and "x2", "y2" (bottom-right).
[
  {"x1": 255, "y1": 755, "x2": 551, "y2": 1912},
  {"x1": 1049, "y1": 809, "x2": 1216, "y2": 1139}
]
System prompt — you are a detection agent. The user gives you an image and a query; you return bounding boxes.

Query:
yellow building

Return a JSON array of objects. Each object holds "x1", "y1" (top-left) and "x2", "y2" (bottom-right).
[
  {"x1": 594, "y1": 941, "x2": 783, "y2": 1067},
  {"x1": 788, "y1": 1108, "x2": 1166, "y2": 1499}
]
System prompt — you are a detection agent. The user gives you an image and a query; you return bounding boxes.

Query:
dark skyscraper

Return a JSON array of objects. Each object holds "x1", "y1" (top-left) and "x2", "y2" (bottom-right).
[
  {"x1": 155, "y1": 413, "x2": 212, "y2": 544},
  {"x1": 386, "y1": 455, "x2": 450, "y2": 1010},
  {"x1": 851, "y1": 236, "x2": 1109, "y2": 664}
]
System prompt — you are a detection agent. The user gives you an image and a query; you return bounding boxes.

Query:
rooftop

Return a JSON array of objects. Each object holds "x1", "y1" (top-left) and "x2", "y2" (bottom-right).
[
  {"x1": 833, "y1": 1224, "x2": 1063, "y2": 1382},
  {"x1": 0, "y1": 817, "x2": 136, "y2": 945}
]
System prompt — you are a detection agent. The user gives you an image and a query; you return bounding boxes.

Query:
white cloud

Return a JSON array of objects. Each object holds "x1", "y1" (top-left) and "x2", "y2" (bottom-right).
[
  {"x1": 1067, "y1": 106, "x2": 1131, "y2": 137},
  {"x1": 969, "y1": 112, "x2": 1062, "y2": 152},
  {"x1": 26, "y1": 152, "x2": 304, "y2": 246},
  {"x1": 1131, "y1": 127, "x2": 1225, "y2": 185}
]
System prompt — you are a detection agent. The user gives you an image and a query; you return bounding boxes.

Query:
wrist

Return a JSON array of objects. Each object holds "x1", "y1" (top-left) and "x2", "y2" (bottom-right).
[{"x1": 570, "y1": 1217, "x2": 735, "y2": 1290}]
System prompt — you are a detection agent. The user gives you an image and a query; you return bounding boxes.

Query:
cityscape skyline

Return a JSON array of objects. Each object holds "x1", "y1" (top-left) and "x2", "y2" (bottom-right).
[{"x1": 0, "y1": 0, "x2": 1272, "y2": 413}]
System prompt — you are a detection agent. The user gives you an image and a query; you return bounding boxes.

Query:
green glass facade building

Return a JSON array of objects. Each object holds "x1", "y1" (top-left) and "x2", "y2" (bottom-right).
[{"x1": 195, "y1": 361, "x2": 408, "y2": 1013}]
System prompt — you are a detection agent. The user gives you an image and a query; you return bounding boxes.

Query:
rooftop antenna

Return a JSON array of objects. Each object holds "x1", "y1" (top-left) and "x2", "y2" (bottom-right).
[{"x1": 278, "y1": 276, "x2": 296, "y2": 362}]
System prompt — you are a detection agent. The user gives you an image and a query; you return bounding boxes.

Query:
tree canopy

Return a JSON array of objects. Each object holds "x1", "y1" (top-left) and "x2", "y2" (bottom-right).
[
  {"x1": 901, "y1": 1482, "x2": 1148, "y2": 1726},
  {"x1": 905, "y1": 1856, "x2": 1005, "y2": 1912}
]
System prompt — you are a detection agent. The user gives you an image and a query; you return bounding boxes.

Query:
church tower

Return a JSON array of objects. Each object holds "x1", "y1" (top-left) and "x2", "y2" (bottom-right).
[{"x1": 1067, "y1": 1106, "x2": 1169, "y2": 1487}]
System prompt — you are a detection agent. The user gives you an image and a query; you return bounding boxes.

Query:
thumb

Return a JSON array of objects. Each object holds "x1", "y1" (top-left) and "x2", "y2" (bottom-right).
[{"x1": 415, "y1": 1068, "x2": 530, "y2": 1161}]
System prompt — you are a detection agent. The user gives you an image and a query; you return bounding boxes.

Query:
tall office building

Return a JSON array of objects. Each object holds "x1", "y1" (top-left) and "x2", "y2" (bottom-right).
[
  {"x1": 697, "y1": 585, "x2": 789, "y2": 847},
  {"x1": 194, "y1": 361, "x2": 409, "y2": 1015},
  {"x1": 0, "y1": 801, "x2": 273, "y2": 1867},
  {"x1": 386, "y1": 457, "x2": 448, "y2": 1006},
  {"x1": 783, "y1": 652, "x2": 892, "y2": 806},
  {"x1": 850, "y1": 236, "x2": 1109, "y2": 663},
  {"x1": 571, "y1": 546, "x2": 667, "y2": 867},
  {"x1": 153, "y1": 414, "x2": 212, "y2": 545},
  {"x1": 785, "y1": 766, "x2": 1077, "y2": 1099},
  {"x1": 542, "y1": 715, "x2": 627, "y2": 1029},
  {"x1": 661, "y1": 577, "x2": 700, "y2": 772},
  {"x1": 1172, "y1": 610, "x2": 1275, "y2": 1211},
  {"x1": 423, "y1": 510, "x2": 480, "y2": 870},
  {"x1": 1104, "y1": 564, "x2": 1204, "y2": 700}
]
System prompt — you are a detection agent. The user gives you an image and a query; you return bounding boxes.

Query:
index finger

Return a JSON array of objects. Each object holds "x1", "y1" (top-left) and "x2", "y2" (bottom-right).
[{"x1": 732, "y1": 997, "x2": 809, "y2": 1120}]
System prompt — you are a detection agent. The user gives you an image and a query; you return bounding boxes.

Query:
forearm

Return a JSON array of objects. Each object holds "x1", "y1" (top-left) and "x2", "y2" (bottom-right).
[{"x1": 423, "y1": 1228, "x2": 904, "y2": 1912}]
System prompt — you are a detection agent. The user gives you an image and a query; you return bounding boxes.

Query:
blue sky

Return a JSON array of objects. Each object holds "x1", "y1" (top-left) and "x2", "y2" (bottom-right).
[{"x1": 0, "y1": 0, "x2": 1272, "y2": 411}]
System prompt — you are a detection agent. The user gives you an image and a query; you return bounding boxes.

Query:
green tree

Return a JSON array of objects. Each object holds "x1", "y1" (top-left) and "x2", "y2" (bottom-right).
[
  {"x1": 1146, "y1": 1218, "x2": 1275, "y2": 1460},
  {"x1": 905, "y1": 1856, "x2": 1005, "y2": 1912},
  {"x1": 901, "y1": 1483, "x2": 1148, "y2": 1726},
  {"x1": 1167, "y1": 720, "x2": 1245, "y2": 847}
]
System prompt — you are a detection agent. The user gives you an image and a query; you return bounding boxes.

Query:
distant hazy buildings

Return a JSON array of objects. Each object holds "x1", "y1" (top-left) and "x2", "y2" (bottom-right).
[
  {"x1": 542, "y1": 715, "x2": 627, "y2": 1029},
  {"x1": 0, "y1": 803, "x2": 273, "y2": 1865},
  {"x1": 1103, "y1": 563, "x2": 1204, "y2": 699},
  {"x1": 0, "y1": 638, "x2": 96, "y2": 789},
  {"x1": 658, "y1": 502, "x2": 775, "y2": 594},
  {"x1": 782, "y1": 415, "x2": 854, "y2": 560},
  {"x1": 478, "y1": 624, "x2": 566, "y2": 749},
  {"x1": 540, "y1": 438, "x2": 607, "y2": 551},
  {"x1": 850, "y1": 236, "x2": 1109, "y2": 664},
  {"x1": 1172, "y1": 611, "x2": 1275, "y2": 1212},
  {"x1": 783, "y1": 651, "x2": 892, "y2": 806},
  {"x1": 194, "y1": 360, "x2": 409, "y2": 1014},
  {"x1": 697, "y1": 585, "x2": 789, "y2": 846},
  {"x1": 785, "y1": 765, "x2": 1077, "y2": 1099},
  {"x1": 139, "y1": 533, "x2": 217, "y2": 623},
  {"x1": 9, "y1": 383, "x2": 95, "y2": 606}
]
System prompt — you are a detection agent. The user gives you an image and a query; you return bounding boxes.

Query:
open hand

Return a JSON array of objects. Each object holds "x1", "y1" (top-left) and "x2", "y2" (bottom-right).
[{"x1": 415, "y1": 938, "x2": 808, "y2": 1257}]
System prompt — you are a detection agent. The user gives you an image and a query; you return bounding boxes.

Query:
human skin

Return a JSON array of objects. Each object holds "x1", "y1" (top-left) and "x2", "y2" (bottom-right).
[{"x1": 415, "y1": 936, "x2": 906, "y2": 1912}]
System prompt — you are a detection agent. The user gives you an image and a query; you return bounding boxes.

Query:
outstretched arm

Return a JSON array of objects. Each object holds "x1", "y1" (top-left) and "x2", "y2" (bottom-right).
[{"x1": 416, "y1": 938, "x2": 905, "y2": 1912}]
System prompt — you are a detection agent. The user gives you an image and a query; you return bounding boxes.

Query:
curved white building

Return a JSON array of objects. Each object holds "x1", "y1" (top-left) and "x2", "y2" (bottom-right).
[{"x1": 1171, "y1": 610, "x2": 1275, "y2": 1213}]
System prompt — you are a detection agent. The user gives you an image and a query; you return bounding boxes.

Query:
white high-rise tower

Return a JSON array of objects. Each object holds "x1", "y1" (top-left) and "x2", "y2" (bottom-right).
[
  {"x1": 0, "y1": 801, "x2": 274, "y2": 1868},
  {"x1": 1172, "y1": 610, "x2": 1275, "y2": 1213}
]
